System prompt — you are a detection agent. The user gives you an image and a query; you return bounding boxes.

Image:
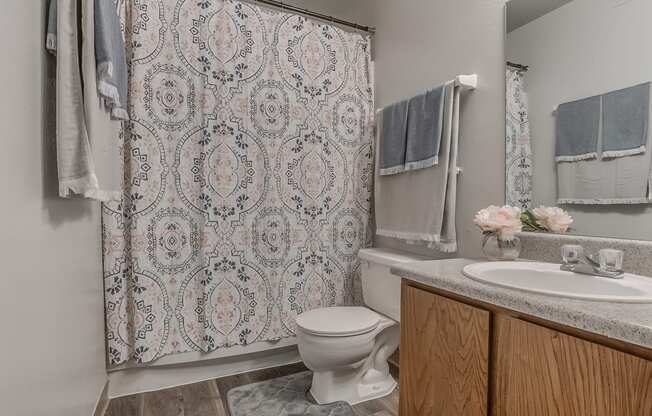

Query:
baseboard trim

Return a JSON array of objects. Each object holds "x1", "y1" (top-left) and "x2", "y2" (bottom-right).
[{"x1": 92, "y1": 380, "x2": 110, "y2": 416}]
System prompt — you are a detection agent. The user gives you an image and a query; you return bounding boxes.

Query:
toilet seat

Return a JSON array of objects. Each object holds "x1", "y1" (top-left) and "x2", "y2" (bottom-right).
[{"x1": 295, "y1": 306, "x2": 382, "y2": 337}]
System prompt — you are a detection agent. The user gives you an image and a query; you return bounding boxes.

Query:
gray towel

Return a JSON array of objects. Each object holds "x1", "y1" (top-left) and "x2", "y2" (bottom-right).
[
  {"x1": 405, "y1": 85, "x2": 445, "y2": 171},
  {"x1": 602, "y1": 82, "x2": 650, "y2": 159},
  {"x1": 555, "y1": 95, "x2": 601, "y2": 162},
  {"x1": 379, "y1": 100, "x2": 409, "y2": 175},
  {"x1": 95, "y1": 0, "x2": 129, "y2": 121},
  {"x1": 46, "y1": 0, "x2": 57, "y2": 54},
  {"x1": 375, "y1": 81, "x2": 459, "y2": 252}
]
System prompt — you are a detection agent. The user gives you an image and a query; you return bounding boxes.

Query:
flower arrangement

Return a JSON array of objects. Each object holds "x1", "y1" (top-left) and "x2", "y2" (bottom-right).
[
  {"x1": 474, "y1": 205, "x2": 573, "y2": 237},
  {"x1": 520, "y1": 206, "x2": 573, "y2": 233},
  {"x1": 473, "y1": 205, "x2": 572, "y2": 260},
  {"x1": 474, "y1": 205, "x2": 522, "y2": 260},
  {"x1": 473, "y1": 205, "x2": 523, "y2": 242}
]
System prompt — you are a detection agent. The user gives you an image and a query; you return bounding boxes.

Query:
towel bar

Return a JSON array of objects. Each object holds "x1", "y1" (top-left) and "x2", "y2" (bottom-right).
[{"x1": 455, "y1": 74, "x2": 478, "y2": 91}]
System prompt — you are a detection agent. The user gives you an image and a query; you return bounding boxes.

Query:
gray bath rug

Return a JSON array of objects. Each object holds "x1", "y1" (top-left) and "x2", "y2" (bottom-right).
[{"x1": 226, "y1": 371, "x2": 354, "y2": 416}]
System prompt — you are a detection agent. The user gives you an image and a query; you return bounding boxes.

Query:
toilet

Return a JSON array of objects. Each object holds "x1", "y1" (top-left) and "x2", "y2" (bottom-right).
[{"x1": 295, "y1": 248, "x2": 429, "y2": 405}]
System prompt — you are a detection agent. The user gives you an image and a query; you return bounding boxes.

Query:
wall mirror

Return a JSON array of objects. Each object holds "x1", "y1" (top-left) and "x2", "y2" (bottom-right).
[{"x1": 505, "y1": 0, "x2": 652, "y2": 240}]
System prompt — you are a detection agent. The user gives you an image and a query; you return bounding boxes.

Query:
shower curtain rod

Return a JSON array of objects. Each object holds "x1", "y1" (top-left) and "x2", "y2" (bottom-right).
[
  {"x1": 507, "y1": 61, "x2": 529, "y2": 72},
  {"x1": 249, "y1": 0, "x2": 376, "y2": 34}
]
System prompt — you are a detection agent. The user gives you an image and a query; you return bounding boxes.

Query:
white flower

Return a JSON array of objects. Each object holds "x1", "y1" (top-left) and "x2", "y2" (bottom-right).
[
  {"x1": 531, "y1": 206, "x2": 573, "y2": 233},
  {"x1": 474, "y1": 205, "x2": 522, "y2": 241}
]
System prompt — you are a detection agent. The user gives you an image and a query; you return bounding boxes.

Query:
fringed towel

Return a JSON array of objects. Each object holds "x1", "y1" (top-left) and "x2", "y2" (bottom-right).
[
  {"x1": 95, "y1": 0, "x2": 129, "y2": 120},
  {"x1": 557, "y1": 84, "x2": 652, "y2": 205},
  {"x1": 379, "y1": 86, "x2": 447, "y2": 175},
  {"x1": 405, "y1": 85, "x2": 446, "y2": 171},
  {"x1": 375, "y1": 81, "x2": 460, "y2": 253},
  {"x1": 555, "y1": 95, "x2": 601, "y2": 162},
  {"x1": 50, "y1": 0, "x2": 122, "y2": 202},
  {"x1": 379, "y1": 100, "x2": 409, "y2": 175},
  {"x1": 557, "y1": 151, "x2": 652, "y2": 205},
  {"x1": 602, "y1": 82, "x2": 650, "y2": 159}
]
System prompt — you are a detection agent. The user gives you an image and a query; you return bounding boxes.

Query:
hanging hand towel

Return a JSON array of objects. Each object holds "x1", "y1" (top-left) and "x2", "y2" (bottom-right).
[
  {"x1": 404, "y1": 85, "x2": 446, "y2": 171},
  {"x1": 82, "y1": 0, "x2": 123, "y2": 200},
  {"x1": 602, "y1": 82, "x2": 650, "y2": 159},
  {"x1": 95, "y1": 0, "x2": 129, "y2": 120},
  {"x1": 53, "y1": 0, "x2": 122, "y2": 202},
  {"x1": 555, "y1": 95, "x2": 601, "y2": 162},
  {"x1": 379, "y1": 100, "x2": 409, "y2": 175},
  {"x1": 375, "y1": 81, "x2": 459, "y2": 252},
  {"x1": 558, "y1": 84, "x2": 652, "y2": 205}
]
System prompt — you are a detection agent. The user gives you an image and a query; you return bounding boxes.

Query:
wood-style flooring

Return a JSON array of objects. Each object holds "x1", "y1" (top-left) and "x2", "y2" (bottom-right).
[{"x1": 104, "y1": 362, "x2": 399, "y2": 416}]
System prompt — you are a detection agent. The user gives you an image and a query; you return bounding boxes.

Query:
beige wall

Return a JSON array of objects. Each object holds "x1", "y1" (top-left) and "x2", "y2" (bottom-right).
[
  {"x1": 0, "y1": 2, "x2": 107, "y2": 415},
  {"x1": 507, "y1": 0, "x2": 652, "y2": 241}
]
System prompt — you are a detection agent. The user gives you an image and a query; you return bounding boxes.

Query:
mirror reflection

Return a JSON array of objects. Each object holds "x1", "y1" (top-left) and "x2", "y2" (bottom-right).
[{"x1": 505, "y1": 0, "x2": 652, "y2": 240}]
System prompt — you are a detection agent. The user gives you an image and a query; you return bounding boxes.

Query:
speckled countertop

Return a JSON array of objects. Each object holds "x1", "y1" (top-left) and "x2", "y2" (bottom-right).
[{"x1": 391, "y1": 258, "x2": 652, "y2": 351}]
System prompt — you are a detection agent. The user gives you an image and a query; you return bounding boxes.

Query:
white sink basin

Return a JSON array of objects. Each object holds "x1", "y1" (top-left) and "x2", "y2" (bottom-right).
[{"x1": 462, "y1": 261, "x2": 652, "y2": 303}]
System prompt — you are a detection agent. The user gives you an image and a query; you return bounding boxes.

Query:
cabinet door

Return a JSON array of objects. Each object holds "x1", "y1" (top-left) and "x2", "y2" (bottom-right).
[
  {"x1": 400, "y1": 283, "x2": 490, "y2": 416},
  {"x1": 492, "y1": 314, "x2": 652, "y2": 416}
]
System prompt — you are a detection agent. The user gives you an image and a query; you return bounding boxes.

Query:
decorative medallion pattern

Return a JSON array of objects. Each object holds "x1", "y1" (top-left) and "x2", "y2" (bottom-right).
[
  {"x1": 250, "y1": 80, "x2": 290, "y2": 138},
  {"x1": 143, "y1": 64, "x2": 197, "y2": 131},
  {"x1": 251, "y1": 207, "x2": 291, "y2": 268},
  {"x1": 274, "y1": 15, "x2": 348, "y2": 110},
  {"x1": 333, "y1": 94, "x2": 367, "y2": 147},
  {"x1": 103, "y1": 0, "x2": 374, "y2": 365},
  {"x1": 332, "y1": 209, "x2": 365, "y2": 262}
]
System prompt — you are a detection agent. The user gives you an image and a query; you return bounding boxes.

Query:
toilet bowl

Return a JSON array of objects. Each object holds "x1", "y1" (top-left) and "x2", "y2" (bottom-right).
[{"x1": 295, "y1": 248, "x2": 429, "y2": 405}]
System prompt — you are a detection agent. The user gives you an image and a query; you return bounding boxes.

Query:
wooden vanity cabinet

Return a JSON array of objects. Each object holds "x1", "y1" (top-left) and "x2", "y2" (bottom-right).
[
  {"x1": 492, "y1": 313, "x2": 652, "y2": 416},
  {"x1": 400, "y1": 280, "x2": 652, "y2": 416},
  {"x1": 399, "y1": 284, "x2": 490, "y2": 416}
]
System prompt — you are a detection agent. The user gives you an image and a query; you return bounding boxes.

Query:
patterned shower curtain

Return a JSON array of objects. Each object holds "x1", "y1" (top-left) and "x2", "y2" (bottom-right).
[
  {"x1": 506, "y1": 68, "x2": 533, "y2": 209},
  {"x1": 102, "y1": 0, "x2": 375, "y2": 365}
]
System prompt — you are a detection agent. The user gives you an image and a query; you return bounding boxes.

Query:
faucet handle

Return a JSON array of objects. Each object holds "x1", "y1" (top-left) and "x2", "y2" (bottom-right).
[
  {"x1": 599, "y1": 249, "x2": 624, "y2": 273},
  {"x1": 561, "y1": 245, "x2": 583, "y2": 265}
]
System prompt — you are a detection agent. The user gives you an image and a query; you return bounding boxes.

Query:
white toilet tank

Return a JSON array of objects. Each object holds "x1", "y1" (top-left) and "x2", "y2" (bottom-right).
[{"x1": 358, "y1": 248, "x2": 430, "y2": 322}]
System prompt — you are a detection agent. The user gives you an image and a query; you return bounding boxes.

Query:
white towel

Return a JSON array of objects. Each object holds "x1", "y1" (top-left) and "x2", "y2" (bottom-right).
[
  {"x1": 374, "y1": 81, "x2": 460, "y2": 252},
  {"x1": 55, "y1": 0, "x2": 122, "y2": 202},
  {"x1": 557, "y1": 151, "x2": 652, "y2": 205}
]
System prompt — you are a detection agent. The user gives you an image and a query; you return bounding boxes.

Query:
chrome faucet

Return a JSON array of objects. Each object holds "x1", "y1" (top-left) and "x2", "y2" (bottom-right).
[{"x1": 560, "y1": 245, "x2": 624, "y2": 279}]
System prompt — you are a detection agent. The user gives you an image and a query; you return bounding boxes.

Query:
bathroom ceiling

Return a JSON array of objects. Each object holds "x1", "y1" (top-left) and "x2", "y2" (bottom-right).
[{"x1": 506, "y1": 0, "x2": 573, "y2": 32}]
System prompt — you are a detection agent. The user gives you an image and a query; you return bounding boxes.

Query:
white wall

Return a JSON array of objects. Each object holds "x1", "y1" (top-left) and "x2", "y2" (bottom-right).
[
  {"x1": 507, "y1": 0, "x2": 652, "y2": 240},
  {"x1": 0, "y1": 2, "x2": 107, "y2": 415},
  {"x1": 365, "y1": 0, "x2": 507, "y2": 258}
]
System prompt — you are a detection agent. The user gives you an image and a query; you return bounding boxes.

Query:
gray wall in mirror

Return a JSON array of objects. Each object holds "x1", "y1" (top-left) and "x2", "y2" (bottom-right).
[
  {"x1": 506, "y1": 0, "x2": 652, "y2": 241},
  {"x1": 506, "y1": 0, "x2": 572, "y2": 32}
]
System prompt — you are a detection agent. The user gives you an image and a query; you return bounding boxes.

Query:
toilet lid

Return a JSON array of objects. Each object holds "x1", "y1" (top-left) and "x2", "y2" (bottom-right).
[{"x1": 295, "y1": 307, "x2": 381, "y2": 337}]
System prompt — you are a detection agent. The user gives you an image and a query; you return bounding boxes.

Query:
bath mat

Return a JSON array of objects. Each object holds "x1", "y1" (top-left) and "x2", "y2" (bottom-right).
[{"x1": 226, "y1": 371, "x2": 354, "y2": 416}]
